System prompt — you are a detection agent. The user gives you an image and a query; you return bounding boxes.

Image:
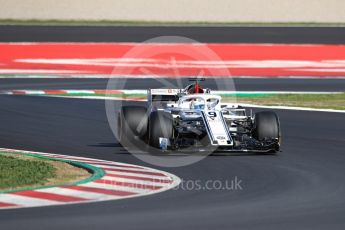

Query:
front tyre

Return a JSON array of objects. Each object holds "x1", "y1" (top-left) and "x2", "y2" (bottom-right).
[
  {"x1": 253, "y1": 111, "x2": 281, "y2": 151},
  {"x1": 118, "y1": 106, "x2": 148, "y2": 147},
  {"x1": 148, "y1": 111, "x2": 174, "y2": 149}
]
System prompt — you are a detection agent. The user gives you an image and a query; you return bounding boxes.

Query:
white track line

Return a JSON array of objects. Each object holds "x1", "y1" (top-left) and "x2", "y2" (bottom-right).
[
  {"x1": 90, "y1": 164, "x2": 154, "y2": 173},
  {"x1": 237, "y1": 103, "x2": 345, "y2": 113},
  {"x1": 101, "y1": 176, "x2": 171, "y2": 187}
]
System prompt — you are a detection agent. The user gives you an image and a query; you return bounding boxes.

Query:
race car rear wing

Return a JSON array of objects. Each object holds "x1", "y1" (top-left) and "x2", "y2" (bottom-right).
[
  {"x1": 147, "y1": 89, "x2": 181, "y2": 102},
  {"x1": 188, "y1": 77, "x2": 205, "y2": 82}
]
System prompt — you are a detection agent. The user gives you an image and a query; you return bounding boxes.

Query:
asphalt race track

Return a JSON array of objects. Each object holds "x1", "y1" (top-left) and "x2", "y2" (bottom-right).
[
  {"x1": 0, "y1": 78, "x2": 345, "y2": 92},
  {"x1": 0, "y1": 26, "x2": 345, "y2": 229},
  {"x1": 0, "y1": 91, "x2": 345, "y2": 230},
  {"x1": 1, "y1": 25, "x2": 345, "y2": 44}
]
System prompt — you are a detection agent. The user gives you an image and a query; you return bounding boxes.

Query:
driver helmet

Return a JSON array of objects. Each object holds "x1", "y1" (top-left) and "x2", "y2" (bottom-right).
[
  {"x1": 191, "y1": 99, "x2": 205, "y2": 109},
  {"x1": 187, "y1": 83, "x2": 204, "y2": 94}
]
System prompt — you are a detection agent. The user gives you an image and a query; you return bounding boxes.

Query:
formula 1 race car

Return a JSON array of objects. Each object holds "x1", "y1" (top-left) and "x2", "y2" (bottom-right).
[{"x1": 118, "y1": 79, "x2": 281, "y2": 153}]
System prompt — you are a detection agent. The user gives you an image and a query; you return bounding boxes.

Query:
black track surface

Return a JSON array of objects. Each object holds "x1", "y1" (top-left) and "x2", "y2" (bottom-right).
[
  {"x1": 0, "y1": 78, "x2": 344, "y2": 92},
  {"x1": 1, "y1": 25, "x2": 345, "y2": 43},
  {"x1": 0, "y1": 95, "x2": 344, "y2": 230}
]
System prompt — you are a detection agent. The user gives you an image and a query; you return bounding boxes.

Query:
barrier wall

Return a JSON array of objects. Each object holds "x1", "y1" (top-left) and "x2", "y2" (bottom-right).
[{"x1": 0, "y1": 0, "x2": 344, "y2": 23}]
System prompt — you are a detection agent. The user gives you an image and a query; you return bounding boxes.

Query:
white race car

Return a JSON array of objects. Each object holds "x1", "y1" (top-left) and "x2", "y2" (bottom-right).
[{"x1": 118, "y1": 79, "x2": 281, "y2": 153}]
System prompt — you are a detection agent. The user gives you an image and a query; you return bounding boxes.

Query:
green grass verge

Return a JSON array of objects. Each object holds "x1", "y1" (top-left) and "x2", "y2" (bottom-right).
[
  {"x1": 0, "y1": 152, "x2": 91, "y2": 192},
  {"x1": 0, "y1": 154, "x2": 55, "y2": 190},
  {"x1": 33, "y1": 92, "x2": 345, "y2": 110},
  {"x1": 222, "y1": 93, "x2": 345, "y2": 110},
  {"x1": 1, "y1": 19, "x2": 345, "y2": 27}
]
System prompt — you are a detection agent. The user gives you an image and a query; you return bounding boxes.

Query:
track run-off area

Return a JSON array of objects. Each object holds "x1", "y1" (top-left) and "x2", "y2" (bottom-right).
[{"x1": 1, "y1": 43, "x2": 345, "y2": 77}]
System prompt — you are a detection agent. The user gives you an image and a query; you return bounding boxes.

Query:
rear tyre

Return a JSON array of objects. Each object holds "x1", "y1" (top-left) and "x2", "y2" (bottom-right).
[
  {"x1": 253, "y1": 111, "x2": 281, "y2": 151},
  {"x1": 148, "y1": 111, "x2": 174, "y2": 149},
  {"x1": 118, "y1": 106, "x2": 148, "y2": 147}
]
